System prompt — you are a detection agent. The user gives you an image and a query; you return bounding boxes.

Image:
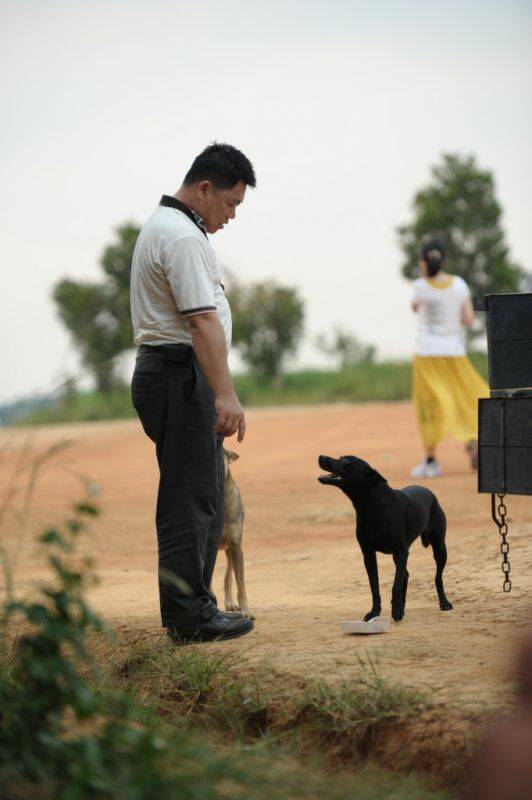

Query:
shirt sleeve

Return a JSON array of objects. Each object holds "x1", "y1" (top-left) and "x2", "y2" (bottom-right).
[
  {"x1": 412, "y1": 278, "x2": 423, "y2": 302},
  {"x1": 162, "y1": 235, "x2": 217, "y2": 316},
  {"x1": 457, "y1": 276, "x2": 471, "y2": 300}
]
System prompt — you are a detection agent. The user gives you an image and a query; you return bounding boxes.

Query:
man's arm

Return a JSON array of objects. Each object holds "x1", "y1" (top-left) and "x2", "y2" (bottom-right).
[{"x1": 187, "y1": 312, "x2": 246, "y2": 442}]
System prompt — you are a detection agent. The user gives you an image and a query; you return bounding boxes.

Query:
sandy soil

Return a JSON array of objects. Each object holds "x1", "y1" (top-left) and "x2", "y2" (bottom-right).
[{"x1": 1, "y1": 402, "x2": 531, "y2": 714}]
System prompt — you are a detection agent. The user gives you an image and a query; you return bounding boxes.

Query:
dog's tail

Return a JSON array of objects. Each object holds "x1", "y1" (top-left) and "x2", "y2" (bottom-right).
[{"x1": 421, "y1": 531, "x2": 431, "y2": 548}]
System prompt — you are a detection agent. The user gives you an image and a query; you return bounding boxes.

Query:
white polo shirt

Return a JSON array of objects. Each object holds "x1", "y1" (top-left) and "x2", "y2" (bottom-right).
[
  {"x1": 130, "y1": 196, "x2": 232, "y2": 349},
  {"x1": 412, "y1": 275, "x2": 470, "y2": 356}
]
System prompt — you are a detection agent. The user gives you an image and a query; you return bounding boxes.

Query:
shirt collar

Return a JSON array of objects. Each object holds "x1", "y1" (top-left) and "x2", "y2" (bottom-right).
[{"x1": 159, "y1": 195, "x2": 207, "y2": 237}]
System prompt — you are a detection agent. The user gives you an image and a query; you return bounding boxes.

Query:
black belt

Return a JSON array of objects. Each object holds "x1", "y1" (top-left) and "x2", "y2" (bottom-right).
[{"x1": 139, "y1": 343, "x2": 194, "y2": 362}]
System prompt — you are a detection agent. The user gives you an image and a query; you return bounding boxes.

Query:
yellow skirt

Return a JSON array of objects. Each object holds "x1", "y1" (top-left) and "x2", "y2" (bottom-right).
[{"x1": 412, "y1": 356, "x2": 489, "y2": 449}]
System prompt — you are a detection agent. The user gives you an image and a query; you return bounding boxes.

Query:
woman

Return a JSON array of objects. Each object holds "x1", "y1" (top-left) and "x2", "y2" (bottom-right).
[{"x1": 410, "y1": 240, "x2": 488, "y2": 478}]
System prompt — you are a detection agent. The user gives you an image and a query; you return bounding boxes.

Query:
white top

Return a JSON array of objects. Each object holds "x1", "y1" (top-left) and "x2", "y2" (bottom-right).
[
  {"x1": 130, "y1": 202, "x2": 231, "y2": 349},
  {"x1": 412, "y1": 275, "x2": 470, "y2": 356}
]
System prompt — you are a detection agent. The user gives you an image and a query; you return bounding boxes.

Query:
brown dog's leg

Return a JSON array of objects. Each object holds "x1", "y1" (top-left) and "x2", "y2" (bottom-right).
[
  {"x1": 230, "y1": 544, "x2": 255, "y2": 619},
  {"x1": 224, "y1": 549, "x2": 238, "y2": 611}
]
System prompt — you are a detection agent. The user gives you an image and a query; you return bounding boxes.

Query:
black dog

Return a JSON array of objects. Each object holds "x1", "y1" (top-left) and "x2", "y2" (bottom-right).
[{"x1": 318, "y1": 454, "x2": 453, "y2": 622}]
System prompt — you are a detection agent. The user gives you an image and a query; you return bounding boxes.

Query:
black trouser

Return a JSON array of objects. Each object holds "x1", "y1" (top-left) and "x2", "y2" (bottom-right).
[{"x1": 131, "y1": 343, "x2": 225, "y2": 631}]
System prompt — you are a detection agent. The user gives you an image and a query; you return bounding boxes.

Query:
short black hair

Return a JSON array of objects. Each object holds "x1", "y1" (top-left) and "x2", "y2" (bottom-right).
[
  {"x1": 183, "y1": 142, "x2": 256, "y2": 189},
  {"x1": 421, "y1": 239, "x2": 445, "y2": 277}
]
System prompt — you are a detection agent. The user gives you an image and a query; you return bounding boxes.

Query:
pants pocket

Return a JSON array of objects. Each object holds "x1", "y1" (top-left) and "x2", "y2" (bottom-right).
[
  {"x1": 131, "y1": 371, "x2": 166, "y2": 393},
  {"x1": 131, "y1": 373, "x2": 168, "y2": 443},
  {"x1": 182, "y1": 362, "x2": 197, "y2": 403}
]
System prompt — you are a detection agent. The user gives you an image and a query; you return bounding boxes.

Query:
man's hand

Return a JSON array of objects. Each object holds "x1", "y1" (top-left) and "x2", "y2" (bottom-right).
[
  {"x1": 215, "y1": 394, "x2": 246, "y2": 442},
  {"x1": 188, "y1": 312, "x2": 247, "y2": 443}
]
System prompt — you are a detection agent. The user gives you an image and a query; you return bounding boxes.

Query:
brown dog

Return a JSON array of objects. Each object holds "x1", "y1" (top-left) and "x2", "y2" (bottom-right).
[{"x1": 218, "y1": 449, "x2": 254, "y2": 619}]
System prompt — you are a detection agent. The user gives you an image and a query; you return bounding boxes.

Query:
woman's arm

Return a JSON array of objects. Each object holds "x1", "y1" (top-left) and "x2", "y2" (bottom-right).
[
  {"x1": 411, "y1": 280, "x2": 421, "y2": 313},
  {"x1": 461, "y1": 296, "x2": 475, "y2": 327}
]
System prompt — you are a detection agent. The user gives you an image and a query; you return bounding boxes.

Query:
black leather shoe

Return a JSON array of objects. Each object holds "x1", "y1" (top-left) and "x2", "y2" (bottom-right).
[{"x1": 167, "y1": 612, "x2": 254, "y2": 643}]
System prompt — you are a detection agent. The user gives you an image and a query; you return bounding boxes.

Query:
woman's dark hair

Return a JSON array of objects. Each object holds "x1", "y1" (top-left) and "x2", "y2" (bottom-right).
[
  {"x1": 421, "y1": 240, "x2": 445, "y2": 277},
  {"x1": 184, "y1": 142, "x2": 256, "y2": 189}
]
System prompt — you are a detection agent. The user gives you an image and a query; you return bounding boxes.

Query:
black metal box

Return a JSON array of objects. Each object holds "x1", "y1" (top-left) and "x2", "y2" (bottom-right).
[
  {"x1": 474, "y1": 293, "x2": 532, "y2": 391},
  {"x1": 478, "y1": 397, "x2": 532, "y2": 495}
]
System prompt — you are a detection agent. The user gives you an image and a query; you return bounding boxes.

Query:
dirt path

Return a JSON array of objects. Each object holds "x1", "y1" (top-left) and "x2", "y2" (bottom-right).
[{"x1": 2, "y1": 402, "x2": 531, "y2": 713}]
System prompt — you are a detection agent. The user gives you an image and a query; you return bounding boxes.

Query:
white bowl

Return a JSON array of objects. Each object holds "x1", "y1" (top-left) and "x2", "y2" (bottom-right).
[{"x1": 340, "y1": 616, "x2": 389, "y2": 635}]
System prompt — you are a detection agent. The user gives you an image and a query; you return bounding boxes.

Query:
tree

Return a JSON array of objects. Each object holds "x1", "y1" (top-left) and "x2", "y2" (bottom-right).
[
  {"x1": 53, "y1": 223, "x2": 139, "y2": 393},
  {"x1": 397, "y1": 153, "x2": 523, "y2": 340},
  {"x1": 316, "y1": 327, "x2": 377, "y2": 370},
  {"x1": 228, "y1": 280, "x2": 305, "y2": 380}
]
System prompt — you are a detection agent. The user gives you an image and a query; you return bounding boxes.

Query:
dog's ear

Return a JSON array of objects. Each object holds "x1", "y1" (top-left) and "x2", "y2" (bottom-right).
[
  {"x1": 226, "y1": 450, "x2": 239, "y2": 464},
  {"x1": 364, "y1": 466, "x2": 387, "y2": 483}
]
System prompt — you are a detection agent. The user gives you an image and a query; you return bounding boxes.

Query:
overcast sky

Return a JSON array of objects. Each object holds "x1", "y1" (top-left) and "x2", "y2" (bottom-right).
[{"x1": 1, "y1": 0, "x2": 531, "y2": 404}]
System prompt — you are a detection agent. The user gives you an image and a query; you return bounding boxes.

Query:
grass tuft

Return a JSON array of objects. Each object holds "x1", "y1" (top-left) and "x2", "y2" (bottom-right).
[
  {"x1": 111, "y1": 639, "x2": 270, "y2": 735},
  {"x1": 108, "y1": 641, "x2": 431, "y2": 752},
  {"x1": 297, "y1": 652, "x2": 429, "y2": 736}
]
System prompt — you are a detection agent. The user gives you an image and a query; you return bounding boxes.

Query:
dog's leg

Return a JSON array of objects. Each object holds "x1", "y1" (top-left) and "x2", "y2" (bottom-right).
[
  {"x1": 224, "y1": 549, "x2": 238, "y2": 611},
  {"x1": 362, "y1": 550, "x2": 382, "y2": 621},
  {"x1": 431, "y1": 539, "x2": 453, "y2": 611},
  {"x1": 427, "y1": 501, "x2": 453, "y2": 611},
  {"x1": 402, "y1": 569, "x2": 409, "y2": 606},
  {"x1": 391, "y1": 550, "x2": 408, "y2": 621},
  {"x1": 230, "y1": 544, "x2": 255, "y2": 620}
]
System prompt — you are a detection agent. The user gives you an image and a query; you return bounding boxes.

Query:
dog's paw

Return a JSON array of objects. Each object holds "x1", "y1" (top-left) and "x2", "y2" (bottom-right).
[
  {"x1": 240, "y1": 608, "x2": 255, "y2": 620},
  {"x1": 225, "y1": 601, "x2": 239, "y2": 612},
  {"x1": 364, "y1": 610, "x2": 381, "y2": 622},
  {"x1": 440, "y1": 599, "x2": 453, "y2": 611},
  {"x1": 391, "y1": 606, "x2": 404, "y2": 622}
]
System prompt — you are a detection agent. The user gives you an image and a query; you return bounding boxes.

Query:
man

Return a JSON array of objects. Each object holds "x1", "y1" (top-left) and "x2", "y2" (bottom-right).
[{"x1": 130, "y1": 142, "x2": 256, "y2": 642}]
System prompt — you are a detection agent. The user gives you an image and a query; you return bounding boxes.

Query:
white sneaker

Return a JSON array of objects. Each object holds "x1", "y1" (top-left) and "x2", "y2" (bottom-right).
[{"x1": 411, "y1": 459, "x2": 443, "y2": 478}]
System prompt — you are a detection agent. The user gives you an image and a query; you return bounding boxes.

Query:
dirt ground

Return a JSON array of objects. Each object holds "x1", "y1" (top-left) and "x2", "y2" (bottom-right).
[{"x1": 2, "y1": 401, "x2": 531, "y2": 715}]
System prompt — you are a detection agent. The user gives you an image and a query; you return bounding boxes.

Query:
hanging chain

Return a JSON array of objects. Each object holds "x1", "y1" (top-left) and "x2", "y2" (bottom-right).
[{"x1": 491, "y1": 493, "x2": 511, "y2": 593}]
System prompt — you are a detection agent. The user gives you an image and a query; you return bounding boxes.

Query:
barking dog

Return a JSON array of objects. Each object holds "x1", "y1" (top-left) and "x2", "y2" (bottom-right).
[
  {"x1": 219, "y1": 449, "x2": 254, "y2": 619},
  {"x1": 318, "y1": 454, "x2": 453, "y2": 622}
]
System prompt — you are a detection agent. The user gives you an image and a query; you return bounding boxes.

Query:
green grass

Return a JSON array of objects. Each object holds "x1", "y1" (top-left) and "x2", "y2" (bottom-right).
[
  {"x1": 2, "y1": 629, "x2": 454, "y2": 800},
  {"x1": 18, "y1": 385, "x2": 137, "y2": 425},
  {"x1": 235, "y1": 361, "x2": 413, "y2": 405},
  {"x1": 10, "y1": 354, "x2": 488, "y2": 425},
  {"x1": 297, "y1": 652, "x2": 429, "y2": 735},
  {"x1": 95, "y1": 638, "x2": 453, "y2": 798},
  {"x1": 112, "y1": 642, "x2": 431, "y2": 743},
  {"x1": 113, "y1": 640, "x2": 253, "y2": 723},
  {"x1": 107, "y1": 638, "x2": 274, "y2": 740},
  {"x1": 107, "y1": 639, "x2": 459, "y2": 797}
]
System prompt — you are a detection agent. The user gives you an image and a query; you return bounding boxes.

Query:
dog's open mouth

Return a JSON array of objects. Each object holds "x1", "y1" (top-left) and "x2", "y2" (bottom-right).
[
  {"x1": 318, "y1": 471, "x2": 343, "y2": 485},
  {"x1": 317, "y1": 455, "x2": 344, "y2": 485}
]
